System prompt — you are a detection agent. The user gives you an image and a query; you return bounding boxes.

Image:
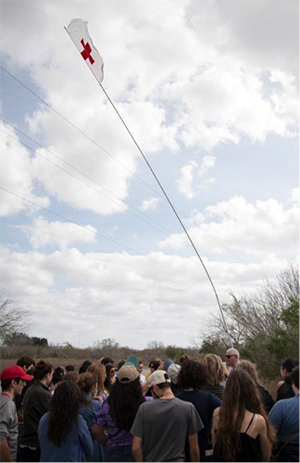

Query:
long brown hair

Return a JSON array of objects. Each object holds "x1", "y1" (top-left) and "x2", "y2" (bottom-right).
[
  {"x1": 215, "y1": 369, "x2": 274, "y2": 461},
  {"x1": 48, "y1": 381, "x2": 81, "y2": 446}
]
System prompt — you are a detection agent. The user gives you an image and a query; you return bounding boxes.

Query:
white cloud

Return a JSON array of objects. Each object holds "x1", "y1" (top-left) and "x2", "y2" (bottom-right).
[
  {"x1": 177, "y1": 161, "x2": 198, "y2": 199},
  {"x1": 0, "y1": 244, "x2": 293, "y2": 348},
  {"x1": 0, "y1": 123, "x2": 50, "y2": 216},
  {"x1": 139, "y1": 197, "x2": 160, "y2": 211},
  {"x1": 177, "y1": 156, "x2": 216, "y2": 199},
  {"x1": 159, "y1": 194, "x2": 299, "y2": 259},
  {"x1": 18, "y1": 216, "x2": 97, "y2": 250},
  {"x1": 290, "y1": 188, "x2": 299, "y2": 204}
]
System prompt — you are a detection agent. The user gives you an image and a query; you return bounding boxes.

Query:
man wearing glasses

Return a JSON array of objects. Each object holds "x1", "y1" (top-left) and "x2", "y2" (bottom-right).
[{"x1": 225, "y1": 348, "x2": 240, "y2": 372}]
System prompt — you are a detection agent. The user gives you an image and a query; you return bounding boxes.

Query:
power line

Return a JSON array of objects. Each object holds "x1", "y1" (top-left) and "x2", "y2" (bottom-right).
[
  {"x1": 0, "y1": 65, "x2": 246, "y2": 264},
  {"x1": 1, "y1": 122, "x2": 199, "y2": 256},
  {"x1": 0, "y1": 186, "x2": 211, "y2": 283}
]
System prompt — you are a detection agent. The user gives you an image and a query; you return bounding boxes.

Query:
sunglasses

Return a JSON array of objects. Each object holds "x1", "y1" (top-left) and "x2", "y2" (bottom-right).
[
  {"x1": 110, "y1": 369, "x2": 116, "y2": 373},
  {"x1": 225, "y1": 355, "x2": 235, "y2": 358}
]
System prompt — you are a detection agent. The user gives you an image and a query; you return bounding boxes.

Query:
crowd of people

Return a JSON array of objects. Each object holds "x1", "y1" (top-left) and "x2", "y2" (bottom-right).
[{"x1": 0, "y1": 351, "x2": 299, "y2": 462}]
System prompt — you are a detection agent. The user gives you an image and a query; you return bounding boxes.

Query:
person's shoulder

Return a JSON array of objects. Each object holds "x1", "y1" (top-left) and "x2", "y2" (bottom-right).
[
  {"x1": 254, "y1": 413, "x2": 268, "y2": 431},
  {"x1": 213, "y1": 407, "x2": 220, "y2": 418}
]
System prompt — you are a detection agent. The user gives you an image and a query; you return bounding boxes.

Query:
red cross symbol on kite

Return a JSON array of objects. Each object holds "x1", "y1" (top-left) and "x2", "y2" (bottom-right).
[{"x1": 80, "y1": 39, "x2": 95, "y2": 65}]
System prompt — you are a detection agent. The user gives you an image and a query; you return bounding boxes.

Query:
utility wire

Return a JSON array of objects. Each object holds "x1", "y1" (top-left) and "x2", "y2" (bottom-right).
[
  {"x1": 0, "y1": 186, "x2": 211, "y2": 283},
  {"x1": 1, "y1": 122, "x2": 201, "y2": 256},
  {"x1": 1, "y1": 65, "x2": 245, "y2": 265}
]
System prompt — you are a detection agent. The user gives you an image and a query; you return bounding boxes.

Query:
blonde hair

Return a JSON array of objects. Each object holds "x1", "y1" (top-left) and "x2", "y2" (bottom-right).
[
  {"x1": 87, "y1": 363, "x2": 106, "y2": 394},
  {"x1": 236, "y1": 360, "x2": 259, "y2": 385},
  {"x1": 203, "y1": 354, "x2": 228, "y2": 385}
]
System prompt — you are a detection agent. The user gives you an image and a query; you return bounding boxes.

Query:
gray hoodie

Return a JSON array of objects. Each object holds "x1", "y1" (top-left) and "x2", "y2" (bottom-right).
[{"x1": 0, "y1": 393, "x2": 18, "y2": 461}]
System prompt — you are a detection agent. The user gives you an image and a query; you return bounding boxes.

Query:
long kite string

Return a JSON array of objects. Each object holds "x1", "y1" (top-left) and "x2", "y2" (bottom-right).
[{"x1": 99, "y1": 84, "x2": 232, "y2": 347}]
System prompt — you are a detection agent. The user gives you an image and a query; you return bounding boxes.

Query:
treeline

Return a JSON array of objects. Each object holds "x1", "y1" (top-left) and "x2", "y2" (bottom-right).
[{"x1": 197, "y1": 264, "x2": 299, "y2": 379}]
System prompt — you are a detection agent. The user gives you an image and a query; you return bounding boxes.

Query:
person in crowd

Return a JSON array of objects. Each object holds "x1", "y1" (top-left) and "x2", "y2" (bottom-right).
[
  {"x1": 63, "y1": 371, "x2": 79, "y2": 383},
  {"x1": 78, "y1": 360, "x2": 92, "y2": 374},
  {"x1": 16, "y1": 357, "x2": 35, "y2": 373},
  {"x1": 104, "y1": 364, "x2": 116, "y2": 393},
  {"x1": 225, "y1": 348, "x2": 240, "y2": 372},
  {"x1": 77, "y1": 372, "x2": 103, "y2": 462},
  {"x1": 93, "y1": 365, "x2": 150, "y2": 462},
  {"x1": 131, "y1": 370, "x2": 203, "y2": 462},
  {"x1": 65, "y1": 364, "x2": 76, "y2": 372},
  {"x1": 212, "y1": 369, "x2": 274, "y2": 462},
  {"x1": 49, "y1": 367, "x2": 64, "y2": 395},
  {"x1": 167, "y1": 363, "x2": 181, "y2": 394},
  {"x1": 87, "y1": 363, "x2": 108, "y2": 402},
  {"x1": 163, "y1": 359, "x2": 174, "y2": 371},
  {"x1": 144, "y1": 359, "x2": 161, "y2": 383},
  {"x1": 137, "y1": 359, "x2": 146, "y2": 387},
  {"x1": 100, "y1": 357, "x2": 114, "y2": 366},
  {"x1": 177, "y1": 360, "x2": 221, "y2": 462},
  {"x1": 14, "y1": 357, "x2": 36, "y2": 453},
  {"x1": 116, "y1": 360, "x2": 125, "y2": 377},
  {"x1": 202, "y1": 354, "x2": 228, "y2": 400},
  {"x1": 179, "y1": 354, "x2": 190, "y2": 365},
  {"x1": 236, "y1": 360, "x2": 274, "y2": 414},
  {"x1": 38, "y1": 381, "x2": 93, "y2": 462},
  {"x1": 125, "y1": 355, "x2": 139, "y2": 369},
  {"x1": 276, "y1": 358, "x2": 299, "y2": 401},
  {"x1": 0, "y1": 366, "x2": 33, "y2": 462},
  {"x1": 19, "y1": 360, "x2": 53, "y2": 462},
  {"x1": 269, "y1": 366, "x2": 299, "y2": 462}
]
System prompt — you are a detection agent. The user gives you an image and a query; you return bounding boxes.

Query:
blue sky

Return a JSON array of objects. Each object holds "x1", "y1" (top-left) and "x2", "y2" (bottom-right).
[{"x1": 0, "y1": 0, "x2": 298, "y2": 348}]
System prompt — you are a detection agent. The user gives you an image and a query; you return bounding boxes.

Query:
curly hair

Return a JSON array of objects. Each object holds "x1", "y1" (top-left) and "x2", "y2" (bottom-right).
[
  {"x1": 203, "y1": 354, "x2": 228, "y2": 386},
  {"x1": 108, "y1": 377, "x2": 145, "y2": 432},
  {"x1": 47, "y1": 381, "x2": 81, "y2": 447},
  {"x1": 215, "y1": 369, "x2": 274, "y2": 461},
  {"x1": 178, "y1": 360, "x2": 208, "y2": 390}
]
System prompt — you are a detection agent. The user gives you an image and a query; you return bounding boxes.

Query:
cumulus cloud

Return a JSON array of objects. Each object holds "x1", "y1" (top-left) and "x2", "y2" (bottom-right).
[
  {"x1": 0, "y1": 244, "x2": 292, "y2": 347},
  {"x1": 177, "y1": 156, "x2": 216, "y2": 199},
  {"x1": 18, "y1": 216, "x2": 97, "y2": 250},
  {"x1": 159, "y1": 193, "x2": 299, "y2": 259},
  {"x1": 138, "y1": 197, "x2": 160, "y2": 211},
  {"x1": 0, "y1": 123, "x2": 50, "y2": 216}
]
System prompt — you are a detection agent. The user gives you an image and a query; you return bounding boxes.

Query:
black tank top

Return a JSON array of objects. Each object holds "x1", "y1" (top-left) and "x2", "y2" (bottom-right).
[{"x1": 214, "y1": 414, "x2": 263, "y2": 462}]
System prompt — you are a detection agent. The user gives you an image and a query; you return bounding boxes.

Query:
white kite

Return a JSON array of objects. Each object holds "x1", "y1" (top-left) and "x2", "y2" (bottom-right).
[{"x1": 66, "y1": 18, "x2": 104, "y2": 84}]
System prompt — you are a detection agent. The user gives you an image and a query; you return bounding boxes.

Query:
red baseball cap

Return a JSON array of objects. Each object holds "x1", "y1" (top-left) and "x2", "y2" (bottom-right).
[{"x1": 0, "y1": 365, "x2": 34, "y2": 382}]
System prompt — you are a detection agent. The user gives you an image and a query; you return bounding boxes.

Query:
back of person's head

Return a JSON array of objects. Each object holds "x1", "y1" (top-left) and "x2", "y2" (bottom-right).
[
  {"x1": 117, "y1": 360, "x2": 125, "y2": 370},
  {"x1": 63, "y1": 371, "x2": 78, "y2": 383},
  {"x1": 78, "y1": 360, "x2": 92, "y2": 374},
  {"x1": 281, "y1": 358, "x2": 299, "y2": 372},
  {"x1": 236, "y1": 360, "x2": 259, "y2": 385},
  {"x1": 203, "y1": 354, "x2": 227, "y2": 386},
  {"x1": 65, "y1": 365, "x2": 75, "y2": 372},
  {"x1": 217, "y1": 369, "x2": 273, "y2": 461},
  {"x1": 33, "y1": 360, "x2": 53, "y2": 381},
  {"x1": 16, "y1": 356, "x2": 36, "y2": 370},
  {"x1": 108, "y1": 365, "x2": 145, "y2": 432},
  {"x1": 87, "y1": 363, "x2": 106, "y2": 392},
  {"x1": 77, "y1": 372, "x2": 97, "y2": 394},
  {"x1": 291, "y1": 365, "x2": 299, "y2": 389},
  {"x1": 48, "y1": 381, "x2": 81, "y2": 446},
  {"x1": 178, "y1": 360, "x2": 207, "y2": 390},
  {"x1": 50, "y1": 367, "x2": 64, "y2": 387},
  {"x1": 179, "y1": 354, "x2": 189, "y2": 365},
  {"x1": 100, "y1": 357, "x2": 114, "y2": 366}
]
